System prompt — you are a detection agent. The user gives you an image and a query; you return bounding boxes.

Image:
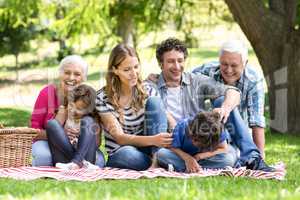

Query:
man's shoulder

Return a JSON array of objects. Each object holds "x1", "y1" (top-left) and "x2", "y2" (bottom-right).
[
  {"x1": 185, "y1": 71, "x2": 218, "y2": 84},
  {"x1": 192, "y1": 61, "x2": 220, "y2": 74},
  {"x1": 243, "y1": 64, "x2": 264, "y2": 83}
]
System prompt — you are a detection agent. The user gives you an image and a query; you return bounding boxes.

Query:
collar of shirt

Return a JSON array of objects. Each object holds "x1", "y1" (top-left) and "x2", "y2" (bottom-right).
[{"x1": 158, "y1": 72, "x2": 191, "y2": 89}]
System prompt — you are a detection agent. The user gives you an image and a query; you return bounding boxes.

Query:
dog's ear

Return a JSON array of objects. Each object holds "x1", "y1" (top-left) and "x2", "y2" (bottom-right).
[
  {"x1": 197, "y1": 112, "x2": 207, "y2": 122},
  {"x1": 212, "y1": 112, "x2": 221, "y2": 121}
]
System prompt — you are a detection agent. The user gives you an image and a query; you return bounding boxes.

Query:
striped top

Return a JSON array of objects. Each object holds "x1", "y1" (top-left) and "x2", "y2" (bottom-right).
[{"x1": 96, "y1": 84, "x2": 157, "y2": 154}]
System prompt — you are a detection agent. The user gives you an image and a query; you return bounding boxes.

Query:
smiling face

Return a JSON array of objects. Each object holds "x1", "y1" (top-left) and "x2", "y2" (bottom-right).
[
  {"x1": 161, "y1": 50, "x2": 185, "y2": 87},
  {"x1": 60, "y1": 63, "x2": 84, "y2": 92},
  {"x1": 113, "y1": 55, "x2": 140, "y2": 89},
  {"x1": 219, "y1": 51, "x2": 245, "y2": 85}
]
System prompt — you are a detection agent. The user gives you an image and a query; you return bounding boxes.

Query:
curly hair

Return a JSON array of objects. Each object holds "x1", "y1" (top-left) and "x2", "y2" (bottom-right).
[
  {"x1": 105, "y1": 44, "x2": 147, "y2": 117},
  {"x1": 156, "y1": 38, "x2": 188, "y2": 65},
  {"x1": 187, "y1": 111, "x2": 223, "y2": 150}
]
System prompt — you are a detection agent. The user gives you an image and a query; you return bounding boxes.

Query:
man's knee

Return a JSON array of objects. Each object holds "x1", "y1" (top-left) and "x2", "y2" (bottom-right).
[
  {"x1": 212, "y1": 96, "x2": 225, "y2": 108},
  {"x1": 145, "y1": 96, "x2": 163, "y2": 112}
]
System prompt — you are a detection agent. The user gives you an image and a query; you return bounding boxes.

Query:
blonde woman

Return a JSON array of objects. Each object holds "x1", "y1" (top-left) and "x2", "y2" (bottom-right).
[{"x1": 96, "y1": 44, "x2": 171, "y2": 170}]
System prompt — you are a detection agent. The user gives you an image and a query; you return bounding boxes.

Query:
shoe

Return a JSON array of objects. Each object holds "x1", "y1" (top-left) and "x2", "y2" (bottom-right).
[
  {"x1": 56, "y1": 162, "x2": 80, "y2": 170},
  {"x1": 246, "y1": 157, "x2": 276, "y2": 172},
  {"x1": 82, "y1": 160, "x2": 99, "y2": 170}
]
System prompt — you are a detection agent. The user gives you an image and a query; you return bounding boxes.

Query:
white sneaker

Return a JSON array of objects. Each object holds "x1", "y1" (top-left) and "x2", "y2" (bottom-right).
[
  {"x1": 56, "y1": 162, "x2": 80, "y2": 170},
  {"x1": 82, "y1": 160, "x2": 99, "y2": 170}
]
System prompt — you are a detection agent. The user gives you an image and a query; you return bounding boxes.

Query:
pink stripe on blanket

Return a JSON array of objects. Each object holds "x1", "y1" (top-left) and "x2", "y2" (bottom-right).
[{"x1": 0, "y1": 162, "x2": 286, "y2": 181}]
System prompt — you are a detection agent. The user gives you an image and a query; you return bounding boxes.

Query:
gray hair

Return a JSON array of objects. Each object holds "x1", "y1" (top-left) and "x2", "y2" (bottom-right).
[
  {"x1": 58, "y1": 55, "x2": 89, "y2": 81},
  {"x1": 219, "y1": 39, "x2": 248, "y2": 66}
]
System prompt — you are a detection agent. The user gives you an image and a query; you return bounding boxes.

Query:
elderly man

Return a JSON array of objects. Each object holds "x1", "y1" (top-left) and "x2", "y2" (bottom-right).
[
  {"x1": 192, "y1": 40, "x2": 265, "y2": 158},
  {"x1": 146, "y1": 38, "x2": 274, "y2": 172}
]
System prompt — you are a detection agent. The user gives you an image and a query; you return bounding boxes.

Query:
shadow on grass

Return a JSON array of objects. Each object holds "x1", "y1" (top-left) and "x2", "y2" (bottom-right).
[{"x1": 0, "y1": 108, "x2": 31, "y2": 127}]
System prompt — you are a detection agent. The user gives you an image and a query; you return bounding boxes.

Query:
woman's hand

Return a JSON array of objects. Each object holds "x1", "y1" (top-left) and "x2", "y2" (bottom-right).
[{"x1": 152, "y1": 133, "x2": 173, "y2": 147}]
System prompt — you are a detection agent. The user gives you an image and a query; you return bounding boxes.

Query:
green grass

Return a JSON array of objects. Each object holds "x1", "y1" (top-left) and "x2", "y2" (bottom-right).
[
  {"x1": 0, "y1": 108, "x2": 299, "y2": 200},
  {"x1": 0, "y1": 107, "x2": 31, "y2": 127}
]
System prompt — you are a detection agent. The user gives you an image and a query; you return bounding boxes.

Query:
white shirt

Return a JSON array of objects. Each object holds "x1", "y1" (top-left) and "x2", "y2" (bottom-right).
[{"x1": 166, "y1": 87, "x2": 183, "y2": 122}]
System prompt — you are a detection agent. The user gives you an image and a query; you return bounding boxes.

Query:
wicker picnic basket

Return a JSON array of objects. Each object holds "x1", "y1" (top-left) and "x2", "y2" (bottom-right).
[{"x1": 0, "y1": 126, "x2": 39, "y2": 168}]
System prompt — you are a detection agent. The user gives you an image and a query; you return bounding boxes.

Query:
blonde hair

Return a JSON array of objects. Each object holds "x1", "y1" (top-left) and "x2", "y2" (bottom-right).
[{"x1": 105, "y1": 44, "x2": 147, "y2": 117}]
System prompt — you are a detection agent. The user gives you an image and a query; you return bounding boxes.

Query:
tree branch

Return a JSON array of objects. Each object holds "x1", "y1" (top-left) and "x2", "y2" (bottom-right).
[
  {"x1": 224, "y1": 0, "x2": 285, "y2": 73},
  {"x1": 283, "y1": 0, "x2": 298, "y2": 29}
]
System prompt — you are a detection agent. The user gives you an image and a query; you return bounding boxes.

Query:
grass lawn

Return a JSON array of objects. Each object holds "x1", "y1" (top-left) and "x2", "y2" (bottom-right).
[{"x1": 0, "y1": 108, "x2": 299, "y2": 200}]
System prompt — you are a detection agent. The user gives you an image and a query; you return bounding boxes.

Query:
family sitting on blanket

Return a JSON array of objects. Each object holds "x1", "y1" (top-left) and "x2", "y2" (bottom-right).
[{"x1": 30, "y1": 38, "x2": 275, "y2": 172}]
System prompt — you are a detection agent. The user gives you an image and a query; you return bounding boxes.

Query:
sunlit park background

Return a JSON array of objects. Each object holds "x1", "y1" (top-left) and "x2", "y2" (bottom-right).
[{"x1": 0, "y1": 0, "x2": 300, "y2": 200}]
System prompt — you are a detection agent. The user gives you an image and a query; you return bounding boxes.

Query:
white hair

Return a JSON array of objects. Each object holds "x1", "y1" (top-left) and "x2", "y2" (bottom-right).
[
  {"x1": 58, "y1": 55, "x2": 89, "y2": 81},
  {"x1": 219, "y1": 39, "x2": 248, "y2": 66}
]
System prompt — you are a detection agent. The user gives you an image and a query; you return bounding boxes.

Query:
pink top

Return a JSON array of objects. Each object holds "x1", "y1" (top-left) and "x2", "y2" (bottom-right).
[{"x1": 30, "y1": 84, "x2": 59, "y2": 131}]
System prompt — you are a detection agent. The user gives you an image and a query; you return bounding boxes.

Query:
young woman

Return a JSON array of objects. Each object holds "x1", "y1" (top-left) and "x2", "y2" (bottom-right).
[{"x1": 96, "y1": 44, "x2": 171, "y2": 171}]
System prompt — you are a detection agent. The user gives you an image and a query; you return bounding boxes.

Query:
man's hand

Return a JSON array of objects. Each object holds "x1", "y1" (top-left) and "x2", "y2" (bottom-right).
[
  {"x1": 213, "y1": 106, "x2": 231, "y2": 123},
  {"x1": 184, "y1": 156, "x2": 201, "y2": 173},
  {"x1": 146, "y1": 73, "x2": 159, "y2": 83}
]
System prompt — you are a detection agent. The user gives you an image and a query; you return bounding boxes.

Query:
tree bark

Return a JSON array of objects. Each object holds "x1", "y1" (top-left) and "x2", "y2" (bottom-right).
[
  {"x1": 116, "y1": 10, "x2": 134, "y2": 46},
  {"x1": 225, "y1": 0, "x2": 300, "y2": 134},
  {"x1": 15, "y1": 53, "x2": 19, "y2": 82}
]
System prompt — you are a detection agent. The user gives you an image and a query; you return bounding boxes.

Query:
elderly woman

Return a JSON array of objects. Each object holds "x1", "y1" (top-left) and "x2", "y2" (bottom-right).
[{"x1": 30, "y1": 55, "x2": 104, "y2": 167}]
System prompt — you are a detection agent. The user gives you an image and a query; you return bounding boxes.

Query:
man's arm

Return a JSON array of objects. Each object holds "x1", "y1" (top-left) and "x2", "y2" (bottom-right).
[
  {"x1": 166, "y1": 112, "x2": 177, "y2": 133},
  {"x1": 247, "y1": 75, "x2": 266, "y2": 159},
  {"x1": 252, "y1": 127, "x2": 265, "y2": 159},
  {"x1": 194, "y1": 141, "x2": 228, "y2": 161},
  {"x1": 213, "y1": 88, "x2": 240, "y2": 123},
  {"x1": 170, "y1": 148, "x2": 201, "y2": 173}
]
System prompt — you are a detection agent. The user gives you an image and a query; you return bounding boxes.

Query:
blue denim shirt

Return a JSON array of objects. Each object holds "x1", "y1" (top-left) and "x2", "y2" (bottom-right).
[
  {"x1": 192, "y1": 61, "x2": 265, "y2": 128},
  {"x1": 145, "y1": 72, "x2": 239, "y2": 120}
]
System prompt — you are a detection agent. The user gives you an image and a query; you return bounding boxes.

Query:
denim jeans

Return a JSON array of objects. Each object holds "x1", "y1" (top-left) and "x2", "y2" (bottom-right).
[
  {"x1": 32, "y1": 140, "x2": 105, "y2": 167},
  {"x1": 213, "y1": 96, "x2": 261, "y2": 166},
  {"x1": 157, "y1": 145, "x2": 237, "y2": 171},
  {"x1": 106, "y1": 96, "x2": 168, "y2": 171},
  {"x1": 46, "y1": 116, "x2": 105, "y2": 167},
  {"x1": 32, "y1": 140, "x2": 53, "y2": 166}
]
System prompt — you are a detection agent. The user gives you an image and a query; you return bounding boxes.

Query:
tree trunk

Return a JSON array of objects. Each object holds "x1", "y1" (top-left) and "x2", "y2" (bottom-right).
[
  {"x1": 225, "y1": 0, "x2": 300, "y2": 134},
  {"x1": 116, "y1": 10, "x2": 134, "y2": 46},
  {"x1": 15, "y1": 53, "x2": 19, "y2": 82}
]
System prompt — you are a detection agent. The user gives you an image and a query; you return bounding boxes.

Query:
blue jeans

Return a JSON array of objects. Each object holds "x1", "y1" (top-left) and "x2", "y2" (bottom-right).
[
  {"x1": 32, "y1": 140, "x2": 53, "y2": 166},
  {"x1": 213, "y1": 96, "x2": 261, "y2": 166},
  {"x1": 106, "y1": 96, "x2": 168, "y2": 171},
  {"x1": 46, "y1": 116, "x2": 105, "y2": 167},
  {"x1": 32, "y1": 140, "x2": 105, "y2": 167},
  {"x1": 157, "y1": 145, "x2": 237, "y2": 171}
]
